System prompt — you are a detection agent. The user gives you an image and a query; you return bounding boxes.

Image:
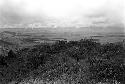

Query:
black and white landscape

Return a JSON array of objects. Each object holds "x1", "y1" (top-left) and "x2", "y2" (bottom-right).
[{"x1": 0, "y1": 0, "x2": 125, "y2": 84}]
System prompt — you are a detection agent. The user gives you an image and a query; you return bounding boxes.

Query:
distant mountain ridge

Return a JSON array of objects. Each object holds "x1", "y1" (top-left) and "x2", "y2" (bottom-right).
[{"x1": 1, "y1": 31, "x2": 16, "y2": 36}]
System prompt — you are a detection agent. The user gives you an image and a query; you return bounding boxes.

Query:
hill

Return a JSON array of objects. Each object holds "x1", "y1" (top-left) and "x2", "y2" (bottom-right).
[{"x1": 0, "y1": 39, "x2": 125, "y2": 84}]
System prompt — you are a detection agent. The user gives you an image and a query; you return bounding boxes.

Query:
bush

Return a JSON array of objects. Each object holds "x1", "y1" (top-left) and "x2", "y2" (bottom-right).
[{"x1": 1, "y1": 38, "x2": 125, "y2": 84}]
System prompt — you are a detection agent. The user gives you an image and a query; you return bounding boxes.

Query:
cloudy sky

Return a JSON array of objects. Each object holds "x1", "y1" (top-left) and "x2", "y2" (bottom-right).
[{"x1": 0, "y1": 0, "x2": 124, "y2": 28}]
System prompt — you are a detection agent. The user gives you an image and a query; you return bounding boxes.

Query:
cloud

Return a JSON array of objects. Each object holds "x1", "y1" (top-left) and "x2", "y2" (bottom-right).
[
  {"x1": 0, "y1": 0, "x2": 47, "y2": 26},
  {"x1": 0, "y1": 0, "x2": 124, "y2": 28},
  {"x1": 86, "y1": 0, "x2": 124, "y2": 27}
]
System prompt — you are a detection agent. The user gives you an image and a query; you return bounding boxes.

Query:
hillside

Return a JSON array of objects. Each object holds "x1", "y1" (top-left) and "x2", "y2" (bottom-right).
[{"x1": 0, "y1": 39, "x2": 125, "y2": 84}]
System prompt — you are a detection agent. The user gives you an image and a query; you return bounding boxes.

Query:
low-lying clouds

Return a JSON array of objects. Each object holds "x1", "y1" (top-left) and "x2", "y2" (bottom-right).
[{"x1": 0, "y1": 0, "x2": 124, "y2": 28}]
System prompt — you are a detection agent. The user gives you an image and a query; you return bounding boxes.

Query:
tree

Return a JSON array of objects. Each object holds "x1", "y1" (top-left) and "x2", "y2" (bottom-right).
[{"x1": 8, "y1": 50, "x2": 16, "y2": 58}]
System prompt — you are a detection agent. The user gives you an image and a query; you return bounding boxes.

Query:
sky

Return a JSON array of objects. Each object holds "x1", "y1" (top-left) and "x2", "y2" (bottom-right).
[{"x1": 0, "y1": 0, "x2": 124, "y2": 28}]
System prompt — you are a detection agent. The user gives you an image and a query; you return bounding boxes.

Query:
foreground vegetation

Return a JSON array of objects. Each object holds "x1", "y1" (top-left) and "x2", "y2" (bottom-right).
[{"x1": 0, "y1": 39, "x2": 125, "y2": 84}]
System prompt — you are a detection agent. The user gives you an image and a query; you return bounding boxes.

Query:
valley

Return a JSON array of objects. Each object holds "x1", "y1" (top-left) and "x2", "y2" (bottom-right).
[{"x1": 0, "y1": 28, "x2": 125, "y2": 55}]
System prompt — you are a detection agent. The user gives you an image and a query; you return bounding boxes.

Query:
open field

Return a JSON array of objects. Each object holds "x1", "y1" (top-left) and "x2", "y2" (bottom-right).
[{"x1": 0, "y1": 28, "x2": 125, "y2": 43}]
